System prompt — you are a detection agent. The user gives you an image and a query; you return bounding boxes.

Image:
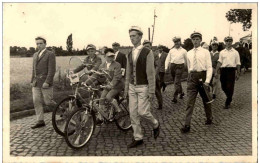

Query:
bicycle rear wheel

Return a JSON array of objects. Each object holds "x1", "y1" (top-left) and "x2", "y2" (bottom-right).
[
  {"x1": 52, "y1": 96, "x2": 79, "y2": 136},
  {"x1": 64, "y1": 107, "x2": 96, "y2": 149},
  {"x1": 115, "y1": 98, "x2": 132, "y2": 131}
]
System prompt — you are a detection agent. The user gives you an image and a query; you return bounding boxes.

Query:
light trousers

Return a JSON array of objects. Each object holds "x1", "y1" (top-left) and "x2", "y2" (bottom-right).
[
  {"x1": 32, "y1": 86, "x2": 56, "y2": 122},
  {"x1": 128, "y1": 84, "x2": 158, "y2": 140}
]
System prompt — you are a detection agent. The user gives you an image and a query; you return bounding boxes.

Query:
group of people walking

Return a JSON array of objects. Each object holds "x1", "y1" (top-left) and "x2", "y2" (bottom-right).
[{"x1": 30, "y1": 25, "x2": 242, "y2": 148}]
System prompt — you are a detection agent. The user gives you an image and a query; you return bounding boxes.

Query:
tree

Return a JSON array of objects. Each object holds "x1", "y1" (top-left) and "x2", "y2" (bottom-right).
[
  {"x1": 182, "y1": 38, "x2": 193, "y2": 51},
  {"x1": 66, "y1": 33, "x2": 73, "y2": 53},
  {"x1": 226, "y1": 9, "x2": 252, "y2": 31}
]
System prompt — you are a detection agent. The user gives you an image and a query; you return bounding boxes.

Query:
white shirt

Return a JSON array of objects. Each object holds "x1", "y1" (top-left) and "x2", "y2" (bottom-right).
[
  {"x1": 218, "y1": 48, "x2": 241, "y2": 68},
  {"x1": 38, "y1": 48, "x2": 46, "y2": 58},
  {"x1": 114, "y1": 51, "x2": 119, "y2": 60},
  {"x1": 106, "y1": 61, "x2": 111, "y2": 69},
  {"x1": 158, "y1": 52, "x2": 162, "y2": 58},
  {"x1": 186, "y1": 46, "x2": 213, "y2": 83},
  {"x1": 132, "y1": 44, "x2": 143, "y2": 61},
  {"x1": 165, "y1": 47, "x2": 187, "y2": 69}
]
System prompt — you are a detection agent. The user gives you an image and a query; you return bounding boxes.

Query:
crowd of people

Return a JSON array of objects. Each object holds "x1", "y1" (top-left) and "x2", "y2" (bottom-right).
[{"x1": 30, "y1": 25, "x2": 248, "y2": 148}]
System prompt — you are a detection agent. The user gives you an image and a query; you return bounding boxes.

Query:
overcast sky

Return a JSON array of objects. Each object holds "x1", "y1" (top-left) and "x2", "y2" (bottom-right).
[{"x1": 4, "y1": 3, "x2": 254, "y2": 50}]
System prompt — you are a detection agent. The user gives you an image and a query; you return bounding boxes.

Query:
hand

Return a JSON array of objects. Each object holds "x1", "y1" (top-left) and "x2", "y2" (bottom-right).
[
  {"x1": 204, "y1": 82, "x2": 210, "y2": 87},
  {"x1": 236, "y1": 72, "x2": 240, "y2": 81},
  {"x1": 105, "y1": 84, "x2": 112, "y2": 90},
  {"x1": 123, "y1": 91, "x2": 128, "y2": 99},
  {"x1": 148, "y1": 93, "x2": 155, "y2": 102},
  {"x1": 42, "y1": 82, "x2": 50, "y2": 89}
]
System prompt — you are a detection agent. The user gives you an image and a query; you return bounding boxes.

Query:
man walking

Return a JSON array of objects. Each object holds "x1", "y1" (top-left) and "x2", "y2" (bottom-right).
[
  {"x1": 157, "y1": 45, "x2": 168, "y2": 92},
  {"x1": 181, "y1": 32, "x2": 213, "y2": 133},
  {"x1": 210, "y1": 41, "x2": 220, "y2": 99},
  {"x1": 165, "y1": 37, "x2": 186, "y2": 103},
  {"x1": 31, "y1": 36, "x2": 56, "y2": 129},
  {"x1": 143, "y1": 40, "x2": 163, "y2": 110},
  {"x1": 125, "y1": 26, "x2": 160, "y2": 148},
  {"x1": 216, "y1": 36, "x2": 241, "y2": 109}
]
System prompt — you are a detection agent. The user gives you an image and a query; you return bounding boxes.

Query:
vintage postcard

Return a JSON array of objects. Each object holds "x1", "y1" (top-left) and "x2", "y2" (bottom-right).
[{"x1": 3, "y1": 2, "x2": 257, "y2": 163}]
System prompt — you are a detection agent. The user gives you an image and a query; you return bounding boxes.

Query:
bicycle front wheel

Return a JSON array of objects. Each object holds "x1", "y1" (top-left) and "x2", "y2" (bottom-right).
[
  {"x1": 64, "y1": 107, "x2": 96, "y2": 149},
  {"x1": 115, "y1": 98, "x2": 132, "y2": 131},
  {"x1": 52, "y1": 96, "x2": 79, "y2": 136}
]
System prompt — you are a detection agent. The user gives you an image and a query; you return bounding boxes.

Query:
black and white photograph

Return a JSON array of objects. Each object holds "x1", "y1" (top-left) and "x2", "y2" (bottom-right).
[{"x1": 3, "y1": 2, "x2": 257, "y2": 163}]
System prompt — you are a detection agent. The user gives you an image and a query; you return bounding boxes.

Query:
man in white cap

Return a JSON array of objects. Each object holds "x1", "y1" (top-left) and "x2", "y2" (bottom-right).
[
  {"x1": 181, "y1": 31, "x2": 213, "y2": 133},
  {"x1": 216, "y1": 36, "x2": 241, "y2": 109},
  {"x1": 143, "y1": 40, "x2": 163, "y2": 110},
  {"x1": 124, "y1": 26, "x2": 160, "y2": 148},
  {"x1": 73, "y1": 44, "x2": 102, "y2": 86},
  {"x1": 31, "y1": 36, "x2": 56, "y2": 129},
  {"x1": 210, "y1": 40, "x2": 220, "y2": 99},
  {"x1": 165, "y1": 36, "x2": 187, "y2": 103}
]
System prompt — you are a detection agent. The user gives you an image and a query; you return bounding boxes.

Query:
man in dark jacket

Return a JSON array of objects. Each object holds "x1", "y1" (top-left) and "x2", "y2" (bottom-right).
[
  {"x1": 143, "y1": 40, "x2": 163, "y2": 110},
  {"x1": 112, "y1": 42, "x2": 127, "y2": 77},
  {"x1": 31, "y1": 36, "x2": 56, "y2": 129}
]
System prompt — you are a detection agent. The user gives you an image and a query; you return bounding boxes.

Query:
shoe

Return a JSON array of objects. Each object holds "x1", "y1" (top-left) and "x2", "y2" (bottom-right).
[
  {"x1": 179, "y1": 93, "x2": 185, "y2": 99},
  {"x1": 96, "y1": 118, "x2": 104, "y2": 126},
  {"x1": 180, "y1": 125, "x2": 190, "y2": 133},
  {"x1": 162, "y1": 84, "x2": 166, "y2": 92},
  {"x1": 205, "y1": 118, "x2": 213, "y2": 125},
  {"x1": 224, "y1": 104, "x2": 230, "y2": 109},
  {"x1": 212, "y1": 94, "x2": 216, "y2": 99},
  {"x1": 153, "y1": 122, "x2": 160, "y2": 139},
  {"x1": 171, "y1": 98, "x2": 177, "y2": 103},
  {"x1": 127, "y1": 139, "x2": 144, "y2": 148},
  {"x1": 157, "y1": 105, "x2": 162, "y2": 110},
  {"x1": 31, "y1": 121, "x2": 46, "y2": 129}
]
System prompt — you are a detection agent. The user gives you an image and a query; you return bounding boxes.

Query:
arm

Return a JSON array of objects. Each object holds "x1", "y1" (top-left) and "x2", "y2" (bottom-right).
[
  {"x1": 31, "y1": 54, "x2": 35, "y2": 83},
  {"x1": 164, "y1": 50, "x2": 171, "y2": 71},
  {"x1": 146, "y1": 50, "x2": 156, "y2": 94},
  {"x1": 124, "y1": 54, "x2": 130, "y2": 96},
  {"x1": 205, "y1": 50, "x2": 213, "y2": 84},
  {"x1": 110, "y1": 63, "x2": 122, "y2": 88},
  {"x1": 154, "y1": 53, "x2": 160, "y2": 75},
  {"x1": 235, "y1": 51, "x2": 241, "y2": 73},
  {"x1": 45, "y1": 52, "x2": 56, "y2": 85},
  {"x1": 183, "y1": 50, "x2": 188, "y2": 70}
]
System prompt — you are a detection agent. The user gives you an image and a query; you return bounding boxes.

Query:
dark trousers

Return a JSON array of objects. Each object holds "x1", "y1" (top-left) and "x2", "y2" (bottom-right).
[
  {"x1": 159, "y1": 72, "x2": 166, "y2": 89},
  {"x1": 220, "y1": 68, "x2": 236, "y2": 105},
  {"x1": 155, "y1": 77, "x2": 163, "y2": 107},
  {"x1": 170, "y1": 63, "x2": 184, "y2": 98},
  {"x1": 185, "y1": 71, "x2": 212, "y2": 126}
]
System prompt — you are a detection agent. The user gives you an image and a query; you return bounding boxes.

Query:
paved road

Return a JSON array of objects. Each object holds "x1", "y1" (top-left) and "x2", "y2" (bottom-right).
[{"x1": 10, "y1": 72, "x2": 252, "y2": 156}]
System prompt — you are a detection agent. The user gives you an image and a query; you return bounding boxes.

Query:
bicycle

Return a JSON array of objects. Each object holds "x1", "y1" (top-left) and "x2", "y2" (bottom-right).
[
  {"x1": 52, "y1": 56, "x2": 97, "y2": 136},
  {"x1": 64, "y1": 82, "x2": 131, "y2": 149}
]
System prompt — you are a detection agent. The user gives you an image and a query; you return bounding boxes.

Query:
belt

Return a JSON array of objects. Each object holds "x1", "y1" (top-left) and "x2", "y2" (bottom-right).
[
  {"x1": 171, "y1": 63, "x2": 184, "y2": 65},
  {"x1": 221, "y1": 67, "x2": 236, "y2": 70},
  {"x1": 130, "y1": 83, "x2": 148, "y2": 87},
  {"x1": 190, "y1": 70, "x2": 206, "y2": 73}
]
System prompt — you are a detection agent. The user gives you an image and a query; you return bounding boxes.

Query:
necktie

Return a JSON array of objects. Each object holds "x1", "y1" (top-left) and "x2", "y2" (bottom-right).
[
  {"x1": 193, "y1": 48, "x2": 198, "y2": 71},
  {"x1": 37, "y1": 50, "x2": 42, "y2": 60}
]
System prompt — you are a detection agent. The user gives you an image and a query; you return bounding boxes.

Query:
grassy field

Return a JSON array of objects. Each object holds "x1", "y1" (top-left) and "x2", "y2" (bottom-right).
[{"x1": 10, "y1": 55, "x2": 105, "y2": 85}]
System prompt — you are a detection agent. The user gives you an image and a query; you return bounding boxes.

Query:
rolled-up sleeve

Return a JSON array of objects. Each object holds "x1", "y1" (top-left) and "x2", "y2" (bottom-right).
[
  {"x1": 165, "y1": 50, "x2": 171, "y2": 70},
  {"x1": 205, "y1": 50, "x2": 213, "y2": 83},
  {"x1": 146, "y1": 51, "x2": 155, "y2": 94}
]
